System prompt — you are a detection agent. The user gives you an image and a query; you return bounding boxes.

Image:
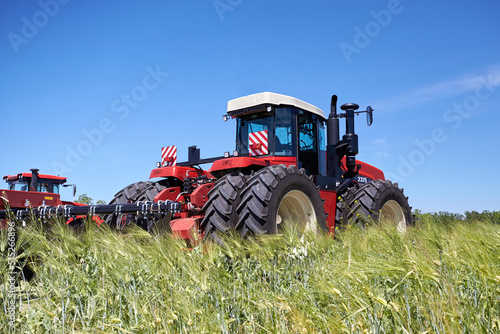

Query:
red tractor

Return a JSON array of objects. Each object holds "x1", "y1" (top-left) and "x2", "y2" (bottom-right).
[
  {"x1": 106, "y1": 92, "x2": 412, "y2": 242},
  {"x1": 0, "y1": 169, "x2": 109, "y2": 228},
  {"x1": 0, "y1": 169, "x2": 79, "y2": 226}
]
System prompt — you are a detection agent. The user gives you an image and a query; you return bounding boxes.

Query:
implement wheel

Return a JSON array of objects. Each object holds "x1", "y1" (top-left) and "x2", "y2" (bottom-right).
[
  {"x1": 336, "y1": 180, "x2": 412, "y2": 232},
  {"x1": 236, "y1": 165, "x2": 327, "y2": 237}
]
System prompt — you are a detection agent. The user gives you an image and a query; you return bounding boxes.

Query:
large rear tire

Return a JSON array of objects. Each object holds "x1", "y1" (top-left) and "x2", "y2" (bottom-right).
[
  {"x1": 336, "y1": 180, "x2": 412, "y2": 232},
  {"x1": 236, "y1": 165, "x2": 327, "y2": 238},
  {"x1": 200, "y1": 173, "x2": 248, "y2": 242}
]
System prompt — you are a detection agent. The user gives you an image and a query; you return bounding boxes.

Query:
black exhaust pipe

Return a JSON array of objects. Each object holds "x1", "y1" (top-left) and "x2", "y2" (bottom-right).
[
  {"x1": 326, "y1": 95, "x2": 342, "y2": 182},
  {"x1": 30, "y1": 168, "x2": 39, "y2": 192},
  {"x1": 327, "y1": 95, "x2": 339, "y2": 146}
]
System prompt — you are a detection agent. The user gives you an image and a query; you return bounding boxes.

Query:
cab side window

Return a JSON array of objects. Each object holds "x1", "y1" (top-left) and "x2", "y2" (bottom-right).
[
  {"x1": 274, "y1": 107, "x2": 295, "y2": 156},
  {"x1": 37, "y1": 183, "x2": 49, "y2": 193}
]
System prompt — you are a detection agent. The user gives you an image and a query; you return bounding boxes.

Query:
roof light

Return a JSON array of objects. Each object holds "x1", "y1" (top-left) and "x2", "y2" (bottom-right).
[
  {"x1": 233, "y1": 150, "x2": 239, "y2": 157},
  {"x1": 156, "y1": 162, "x2": 161, "y2": 168},
  {"x1": 224, "y1": 151, "x2": 230, "y2": 158}
]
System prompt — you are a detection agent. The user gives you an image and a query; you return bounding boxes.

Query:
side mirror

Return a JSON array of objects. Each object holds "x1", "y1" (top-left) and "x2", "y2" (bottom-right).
[
  {"x1": 366, "y1": 106, "x2": 373, "y2": 126},
  {"x1": 63, "y1": 184, "x2": 77, "y2": 197}
]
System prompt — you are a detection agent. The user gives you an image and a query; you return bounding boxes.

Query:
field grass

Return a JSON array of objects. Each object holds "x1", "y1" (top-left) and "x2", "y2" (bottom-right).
[{"x1": 1, "y1": 216, "x2": 500, "y2": 333}]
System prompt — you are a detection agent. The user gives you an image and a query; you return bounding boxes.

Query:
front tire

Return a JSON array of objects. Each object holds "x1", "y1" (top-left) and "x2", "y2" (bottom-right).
[
  {"x1": 105, "y1": 181, "x2": 167, "y2": 230},
  {"x1": 236, "y1": 165, "x2": 327, "y2": 237},
  {"x1": 134, "y1": 182, "x2": 170, "y2": 232},
  {"x1": 336, "y1": 180, "x2": 412, "y2": 232},
  {"x1": 105, "y1": 181, "x2": 152, "y2": 228},
  {"x1": 200, "y1": 173, "x2": 248, "y2": 242}
]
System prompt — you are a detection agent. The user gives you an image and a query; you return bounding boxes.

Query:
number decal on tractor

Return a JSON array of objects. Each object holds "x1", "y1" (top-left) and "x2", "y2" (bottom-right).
[{"x1": 357, "y1": 176, "x2": 368, "y2": 183}]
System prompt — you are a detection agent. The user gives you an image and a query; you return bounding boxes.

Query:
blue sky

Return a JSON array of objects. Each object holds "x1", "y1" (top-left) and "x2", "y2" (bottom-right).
[{"x1": 1, "y1": 0, "x2": 499, "y2": 214}]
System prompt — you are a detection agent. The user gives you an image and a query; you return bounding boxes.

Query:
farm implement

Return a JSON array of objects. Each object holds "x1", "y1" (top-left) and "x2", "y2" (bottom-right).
[
  {"x1": 1, "y1": 92, "x2": 412, "y2": 242},
  {"x1": 0, "y1": 169, "x2": 179, "y2": 229}
]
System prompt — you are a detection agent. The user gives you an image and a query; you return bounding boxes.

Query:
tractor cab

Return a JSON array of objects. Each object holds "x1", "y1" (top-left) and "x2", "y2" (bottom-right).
[
  {"x1": 3, "y1": 169, "x2": 69, "y2": 194},
  {"x1": 216, "y1": 92, "x2": 328, "y2": 176}
]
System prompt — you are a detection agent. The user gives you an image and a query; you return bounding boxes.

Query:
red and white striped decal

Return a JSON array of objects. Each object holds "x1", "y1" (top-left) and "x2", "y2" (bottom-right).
[
  {"x1": 161, "y1": 146, "x2": 177, "y2": 166},
  {"x1": 249, "y1": 130, "x2": 268, "y2": 156}
]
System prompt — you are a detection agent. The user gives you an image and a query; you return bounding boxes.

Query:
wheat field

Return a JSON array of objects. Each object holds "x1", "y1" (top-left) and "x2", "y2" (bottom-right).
[{"x1": 1, "y1": 214, "x2": 499, "y2": 333}]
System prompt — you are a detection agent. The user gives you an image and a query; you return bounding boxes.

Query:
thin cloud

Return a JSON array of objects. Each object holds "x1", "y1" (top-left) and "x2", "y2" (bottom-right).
[
  {"x1": 373, "y1": 137, "x2": 387, "y2": 145},
  {"x1": 374, "y1": 66, "x2": 500, "y2": 113},
  {"x1": 374, "y1": 151, "x2": 390, "y2": 157}
]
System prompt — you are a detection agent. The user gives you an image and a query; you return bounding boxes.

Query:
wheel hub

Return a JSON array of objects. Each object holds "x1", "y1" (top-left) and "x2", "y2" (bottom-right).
[
  {"x1": 379, "y1": 200, "x2": 407, "y2": 233},
  {"x1": 276, "y1": 190, "x2": 317, "y2": 234}
]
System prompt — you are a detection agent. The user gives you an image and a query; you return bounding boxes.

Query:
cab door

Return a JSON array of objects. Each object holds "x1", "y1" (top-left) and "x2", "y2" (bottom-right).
[{"x1": 297, "y1": 110, "x2": 319, "y2": 175}]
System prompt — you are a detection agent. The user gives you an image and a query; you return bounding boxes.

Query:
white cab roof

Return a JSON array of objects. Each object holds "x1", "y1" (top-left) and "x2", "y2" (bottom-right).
[{"x1": 227, "y1": 92, "x2": 326, "y2": 119}]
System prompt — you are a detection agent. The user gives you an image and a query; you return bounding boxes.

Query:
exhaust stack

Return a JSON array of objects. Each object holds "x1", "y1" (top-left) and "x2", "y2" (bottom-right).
[
  {"x1": 30, "y1": 168, "x2": 39, "y2": 192},
  {"x1": 326, "y1": 95, "x2": 342, "y2": 182}
]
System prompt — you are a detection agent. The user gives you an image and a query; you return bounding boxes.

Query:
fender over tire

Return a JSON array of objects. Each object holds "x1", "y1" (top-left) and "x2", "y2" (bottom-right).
[
  {"x1": 336, "y1": 179, "x2": 412, "y2": 232},
  {"x1": 236, "y1": 165, "x2": 327, "y2": 238}
]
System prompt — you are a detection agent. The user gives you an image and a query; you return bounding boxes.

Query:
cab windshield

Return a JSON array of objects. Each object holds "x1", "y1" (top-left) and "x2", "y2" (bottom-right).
[
  {"x1": 236, "y1": 107, "x2": 296, "y2": 156},
  {"x1": 7, "y1": 179, "x2": 62, "y2": 193},
  {"x1": 9, "y1": 181, "x2": 29, "y2": 191}
]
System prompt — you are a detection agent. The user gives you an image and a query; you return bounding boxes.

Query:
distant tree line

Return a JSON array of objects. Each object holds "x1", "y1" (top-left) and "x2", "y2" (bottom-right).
[
  {"x1": 75, "y1": 193, "x2": 106, "y2": 205},
  {"x1": 413, "y1": 209, "x2": 500, "y2": 224}
]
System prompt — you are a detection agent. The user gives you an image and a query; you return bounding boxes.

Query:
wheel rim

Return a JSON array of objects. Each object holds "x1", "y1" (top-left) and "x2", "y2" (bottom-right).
[
  {"x1": 276, "y1": 190, "x2": 317, "y2": 234},
  {"x1": 379, "y1": 200, "x2": 407, "y2": 233}
]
